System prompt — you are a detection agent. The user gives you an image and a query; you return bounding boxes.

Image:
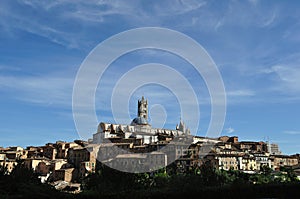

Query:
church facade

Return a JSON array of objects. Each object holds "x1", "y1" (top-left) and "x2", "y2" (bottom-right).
[{"x1": 92, "y1": 96, "x2": 190, "y2": 145}]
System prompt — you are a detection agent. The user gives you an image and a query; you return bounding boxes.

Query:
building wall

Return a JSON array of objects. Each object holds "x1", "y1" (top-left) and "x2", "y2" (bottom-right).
[
  {"x1": 53, "y1": 168, "x2": 75, "y2": 182},
  {"x1": 242, "y1": 158, "x2": 257, "y2": 171},
  {"x1": 51, "y1": 159, "x2": 68, "y2": 171},
  {"x1": 0, "y1": 161, "x2": 17, "y2": 173},
  {"x1": 272, "y1": 155, "x2": 298, "y2": 170},
  {"x1": 36, "y1": 161, "x2": 50, "y2": 175},
  {"x1": 217, "y1": 156, "x2": 239, "y2": 170}
]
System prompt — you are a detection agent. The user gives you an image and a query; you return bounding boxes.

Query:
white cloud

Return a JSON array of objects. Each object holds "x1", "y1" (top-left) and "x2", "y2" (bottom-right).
[
  {"x1": 260, "y1": 11, "x2": 277, "y2": 27},
  {"x1": 214, "y1": 0, "x2": 281, "y2": 31},
  {"x1": 283, "y1": 130, "x2": 300, "y2": 135},
  {"x1": 264, "y1": 65, "x2": 300, "y2": 93},
  {"x1": 225, "y1": 127, "x2": 235, "y2": 134},
  {"x1": 151, "y1": 0, "x2": 206, "y2": 16},
  {"x1": 248, "y1": 0, "x2": 259, "y2": 6},
  {"x1": 223, "y1": 89, "x2": 258, "y2": 105},
  {"x1": 0, "y1": 0, "x2": 284, "y2": 51},
  {"x1": 214, "y1": 20, "x2": 224, "y2": 31},
  {"x1": 0, "y1": 74, "x2": 74, "y2": 107},
  {"x1": 227, "y1": 89, "x2": 255, "y2": 97}
]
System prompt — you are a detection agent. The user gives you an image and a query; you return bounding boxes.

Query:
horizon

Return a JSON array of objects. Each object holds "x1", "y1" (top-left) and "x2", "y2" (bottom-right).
[
  {"x1": 1, "y1": 0, "x2": 300, "y2": 155},
  {"x1": 0, "y1": 132, "x2": 293, "y2": 155}
]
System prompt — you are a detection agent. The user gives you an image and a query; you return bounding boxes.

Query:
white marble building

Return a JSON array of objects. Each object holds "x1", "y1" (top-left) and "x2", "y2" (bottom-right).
[{"x1": 92, "y1": 97, "x2": 190, "y2": 145}]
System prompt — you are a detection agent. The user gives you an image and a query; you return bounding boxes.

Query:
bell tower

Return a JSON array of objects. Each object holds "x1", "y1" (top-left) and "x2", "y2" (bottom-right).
[{"x1": 138, "y1": 96, "x2": 148, "y2": 120}]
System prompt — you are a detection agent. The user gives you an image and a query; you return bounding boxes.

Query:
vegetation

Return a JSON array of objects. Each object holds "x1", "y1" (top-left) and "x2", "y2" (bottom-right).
[
  {"x1": 1, "y1": 161, "x2": 300, "y2": 198},
  {"x1": 78, "y1": 161, "x2": 300, "y2": 198},
  {"x1": 0, "y1": 160, "x2": 72, "y2": 199}
]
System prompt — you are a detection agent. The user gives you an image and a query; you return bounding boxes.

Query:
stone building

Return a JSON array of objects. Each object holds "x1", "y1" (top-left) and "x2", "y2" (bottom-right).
[
  {"x1": 53, "y1": 168, "x2": 75, "y2": 182},
  {"x1": 25, "y1": 146, "x2": 43, "y2": 158},
  {"x1": 137, "y1": 96, "x2": 148, "y2": 120},
  {"x1": 0, "y1": 160, "x2": 17, "y2": 173},
  {"x1": 240, "y1": 154, "x2": 257, "y2": 171},
  {"x1": 55, "y1": 141, "x2": 79, "y2": 159},
  {"x1": 253, "y1": 152, "x2": 271, "y2": 169},
  {"x1": 92, "y1": 97, "x2": 190, "y2": 146},
  {"x1": 269, "y1": 143, "x2": 282, "y2": 155},
  {"x1": 41, "y1": 143, "x2": 57, "y2": 160},
  {"x1": 237, "y1": 141, "x2": 268, "y2": 153},
  {"x1": 217, "y1": 154, "x2": 240, "y2": 170},
  {"x1": 24, "y1": 158, "x2": 50, "y2": 172},
  {"x1": 67, "y1": 144, "x2": 99, "y2": 179},
  {"x1": 270, "y1": 155, "x2": 298, "y2": 170}
]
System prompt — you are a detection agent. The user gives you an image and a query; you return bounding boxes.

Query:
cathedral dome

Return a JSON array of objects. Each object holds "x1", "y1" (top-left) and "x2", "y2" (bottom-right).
[{"x1": 131, "y1": 116, "x2": 148, "y2": 126}]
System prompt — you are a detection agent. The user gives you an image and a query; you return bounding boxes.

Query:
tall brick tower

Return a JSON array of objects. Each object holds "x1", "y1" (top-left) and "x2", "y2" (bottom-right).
[{"x1": 138, "y1": 96, "x2": 148, "y2": 120}]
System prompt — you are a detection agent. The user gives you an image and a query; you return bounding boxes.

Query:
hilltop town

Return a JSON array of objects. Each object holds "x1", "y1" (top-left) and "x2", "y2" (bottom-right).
[{"x1": 1, "y1": 97, "x2": 300, "y2": 192}]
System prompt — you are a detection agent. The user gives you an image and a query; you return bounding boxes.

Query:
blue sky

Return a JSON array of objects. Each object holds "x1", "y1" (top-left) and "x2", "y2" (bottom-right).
[{"x1": 0, "y1": 0, "x2": 300, "y2": 154}]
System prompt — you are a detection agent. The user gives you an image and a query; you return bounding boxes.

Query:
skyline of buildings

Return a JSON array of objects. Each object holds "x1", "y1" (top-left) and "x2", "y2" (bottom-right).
[
  {"x1": 0, "y1": 96, "x2": 289, "y2": 158},
  {"x1": 1, "y1": 97, "x2": 299, "y2": 192},
  {"x1": 0, "y1": 96, "x2": 285, "y2": 155},
  {"x1": 1, "y1": 1, "x2": 300, "y2": 155}
]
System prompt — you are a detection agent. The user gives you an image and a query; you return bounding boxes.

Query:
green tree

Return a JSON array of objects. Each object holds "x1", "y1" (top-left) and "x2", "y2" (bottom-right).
[
  {"x1": 280, "y1": 166, "x2": 298, "y2": 182},
  {"x1": 199, "y1": 161, "x2": 219, "y2": 186}
]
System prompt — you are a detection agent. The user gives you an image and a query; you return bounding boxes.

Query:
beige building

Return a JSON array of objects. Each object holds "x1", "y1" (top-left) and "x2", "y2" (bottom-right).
[
  {"x1": 148, "y1": 151, "x2": 168, "y2": 171},
  {"x1": 55, "y1": 141, "x2": 79, "y2": 159},
  {"x1": 237, "y1": 141, "x2": 268, "y2": 153},
  {"x1": 36, "y1": 161, "x2": 51, "y2": 175},
  {"x1": 53, "y1": 168, "x2": 75, "y2": 182},
  {"x1": 50, "y1": 159, "x2": 68, "y2": 171},
  {"x1": 67, "y1": 146, "x2": 97, "y2": 168},
  {"x1": 253, "y1": 152, "x2": 271, "y2": 170},
  {"x1": 5, "y1": 146, "x2": 25, "y2": 160},
  {"x1": 270, "y1": 155, "x2": 298, "y2": 170},
  {"x1": 0, "y1": 153, "x2": 6, "y2": 161},
  {"x1": 269, "y1": 143, "x2": 281, "y2": 155},
  {"x1": 67, "y1": 145, "x2": 98, "y2": 179},
  {"x1": 240, "y1": 155, "x2": 257, "y2": 171},
  {"x1": 104, "y1": 151, "x2": 167, "y2": 172},
  {"x1": 24, "y1": 158, "x2": 50, "y2": 172},
  {"x1": 217, "y1": 154, "x2": 240, "y2": 170},
  {"x1": 41, "y1": 144, "x2": 57, "y2": 160},
  {"x1": 110, "y1": 153, "x2": 147, "y2": 171},
  {"x1": 25, "y1": 146, "x2": 43, "y2": 158},
  {"x1": 0, "y1": 160, "x2": 17, "y2": 173}
]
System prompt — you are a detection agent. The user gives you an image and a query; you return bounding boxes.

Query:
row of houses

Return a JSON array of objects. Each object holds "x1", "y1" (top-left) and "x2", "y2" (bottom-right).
[
  {"x1": 1, "y1": 135, "x2": 299, "y2": 187},
  {"x1": 2, "y1": 98, "x2": 298, "y2": 190},
  {"x1": 186, "y1": 136, "x2": 299, "y2": 172},
  {"x1": 0, "y1": 141, "x2": 79, "y2": 183}
]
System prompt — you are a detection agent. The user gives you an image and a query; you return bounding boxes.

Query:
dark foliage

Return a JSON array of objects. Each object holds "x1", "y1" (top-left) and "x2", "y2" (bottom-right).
[
  {"x1": 1, "y1": 161, "x2": 300, "y2": 199},
  {"x1": 78, "y1": 161, "x2": 300, "y2": 199},
  {"x1": 0, "y1": 161, "x2": 72, "y2": 199}
]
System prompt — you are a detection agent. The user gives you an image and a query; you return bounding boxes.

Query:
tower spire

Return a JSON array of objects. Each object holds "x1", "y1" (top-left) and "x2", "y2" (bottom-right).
[{"x1": 138, "y1": 96, "x2": 148, "y2": 120}]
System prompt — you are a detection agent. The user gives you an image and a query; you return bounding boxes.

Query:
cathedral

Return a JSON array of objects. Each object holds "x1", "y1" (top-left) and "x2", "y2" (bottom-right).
[{"x1": 92, "y1": 96, "x2": 190, "y2": 145}]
